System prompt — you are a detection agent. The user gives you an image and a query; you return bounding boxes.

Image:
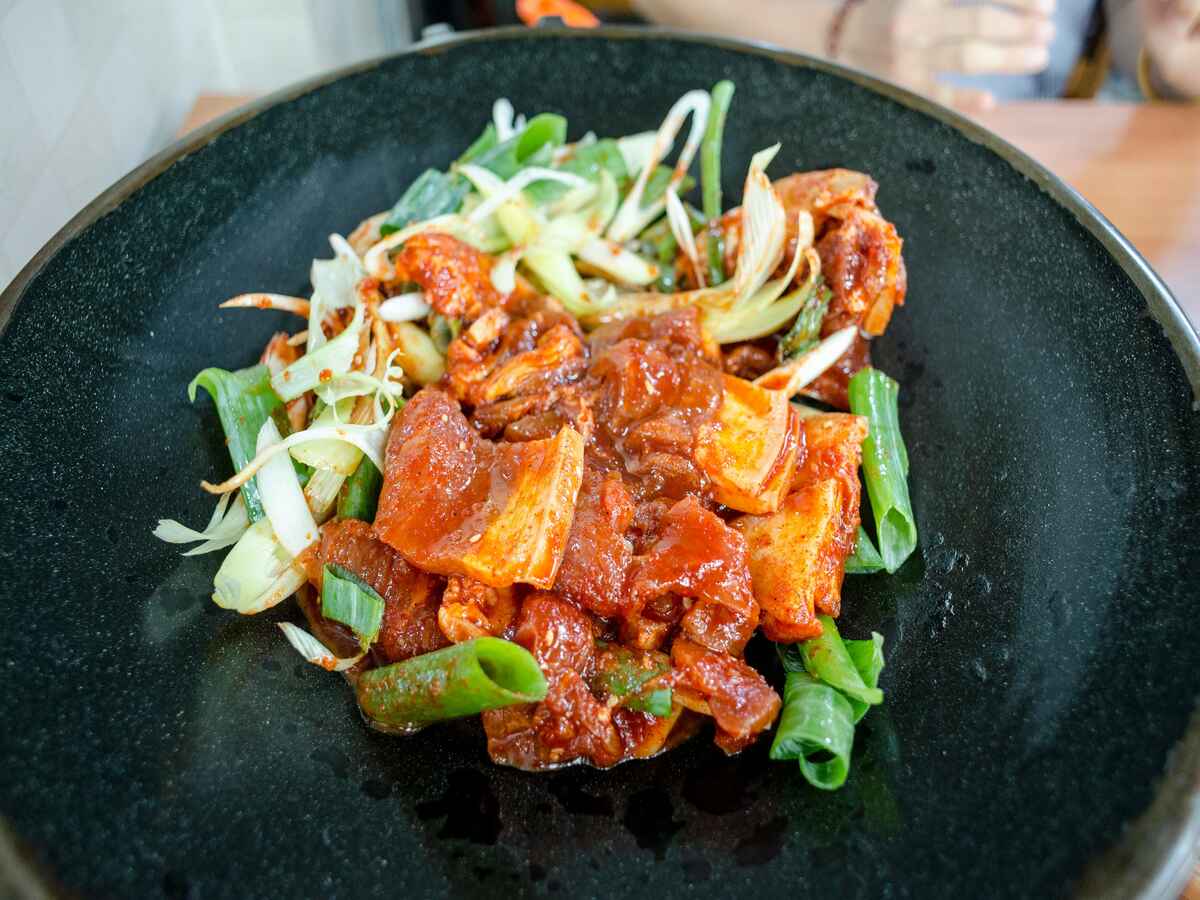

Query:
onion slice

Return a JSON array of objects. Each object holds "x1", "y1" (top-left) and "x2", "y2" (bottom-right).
[
  {"x1": 755, "y1": 326, "x2": 859, "y2": 397},
  {"x1": 378, "y1": 292, "x2": 431, "y2": 323},
  {"x1": 153, "y1": 492, "x2": 249, "y2": 556},
  {"x1": 219, "y1": 293, "x2": 310, "y2": 317},
  {"x1": 665, "y1": 188, "x2": 704, "y2": 288},
  {"x1": 277, "y1": 622, "x2": 366, "y2": 672},
  {"x1": 255, "y1": 418, "x2": 319, "y2": 558},
  {"x1": 606, "y1": 90, "x2": 711, "y2": 243}
]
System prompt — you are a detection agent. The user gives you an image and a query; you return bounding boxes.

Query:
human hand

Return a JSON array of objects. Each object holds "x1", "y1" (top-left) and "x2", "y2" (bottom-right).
[
  {"x1": 1142, "y1": 0, "x2": 1200, "y2": 98},
  {"x1": 836, "y1": 0, "x2": 1057, "y2": 112}
]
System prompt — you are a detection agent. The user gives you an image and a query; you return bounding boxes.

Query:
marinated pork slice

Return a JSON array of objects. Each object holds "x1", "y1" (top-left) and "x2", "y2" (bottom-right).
[
  {"x1": 436, "y1": 576, "x2": 518, "y2": 644},
  {"x1": 736, "y1": 412, "x2": 867, "y2": 639},
  {"x1": 670, "y1": 638, "x2": 781, "y2": 754},
  {"x1": 387, "y1": 232, "x2": 503, "y2": 321},
  {"x1": 374, "y1": 388, "x2": 585, "y2": 589},
  {"x1": 554, "y1": 467, "x2": 636, "y2": 618},
  {"x1": 694, "y1": 374, "x2": 802, "y2": 514}
]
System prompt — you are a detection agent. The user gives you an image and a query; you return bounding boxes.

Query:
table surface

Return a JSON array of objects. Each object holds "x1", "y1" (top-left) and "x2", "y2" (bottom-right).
[{"x1": 180, "y1": 93, "x2": 1200, "y2": 897}]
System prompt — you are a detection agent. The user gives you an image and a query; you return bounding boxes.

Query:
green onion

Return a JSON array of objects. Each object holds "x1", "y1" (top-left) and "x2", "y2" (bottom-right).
[
  {"x1": 380, "y1": 124, "x2": 499, "y2": 237},
  {"x1": 337, "y1": 456, "x2": 382, "y2": 523},
  {"x1": 844, "y1": 632, "x2": 886, "y2": 723},
  {"x1": 526, "y1": 137, "x2": 630, "y2": 205},
  {"x1": 701, "y1": 80, "x2": 734, "y2": 284},
  {"x1": 589, "y1": 644, "x2": 672, "y2": 717},
  {"x1": 777, "y1": 283, "x2": 832, "y2": 361},
  {"x1": 189, "y1": 365, "x2": 283, "y2": 522},
  {"x1": 321, "y1": 564, "x2": 384, "y2": 650},
  {"x1": 429, "y1": 315, "x2": 462, "y2": 354},
  {"x1": 848, "y1": 368, "x2": 918, "y2": 572},
  {"x1": 796, "y1": 615, "x2": 883, "y2": 711},
  {"x1": 770, "y1": 672, "x2": 855, "y2": 790},
  {"x1": 643, "y1": 167, "x2": 695, "y2": 209},
  {"x1": 355, "y1": 638, "x2": 548, "y2": 729},
  {"x1": 845, "y1": 525, "x2": 886, "y2": 575},
  {"x1": 379, "y1": 169, "x2": 472, "y2": 237},
  {"x1": 459, "y1": 122, "x2": 499, "y2": 164},
  {"x1": 515, "y1": 113, "x2": 567, "y2": 164},
  {"x1": 627, "y1": 688, "x2": 673, "y2": 718}
]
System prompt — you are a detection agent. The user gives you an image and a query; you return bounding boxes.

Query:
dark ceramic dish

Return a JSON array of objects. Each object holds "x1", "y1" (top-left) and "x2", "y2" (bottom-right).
[{"x1": 1, "y1": 26, "x2": 1199, "y2": 900}]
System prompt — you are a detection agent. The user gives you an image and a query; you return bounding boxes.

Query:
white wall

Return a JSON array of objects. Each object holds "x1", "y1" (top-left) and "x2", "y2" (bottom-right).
[{"x1": 0, "y1": 0, "x2": 408, "y2": 290}]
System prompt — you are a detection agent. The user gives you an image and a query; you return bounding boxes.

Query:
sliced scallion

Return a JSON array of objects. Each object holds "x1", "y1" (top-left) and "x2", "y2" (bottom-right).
[
  {"x1": 701, "y1": 80, "x2": 734, "y2": 284},
  {"x1": 795, "y1": 614, "x2": 884, "y2": 711},
  {"x1": 189, "y1": 364, "x2": 283, "y2": 522},
  {"x1": 848, "y1": 368, "x2": 918, "y2": 572},
  {"x1": 355, "y1": 638, "x2": 548, "y2": 729},
  {"x1": 337, "y1": 456, "x2": 383, "y2": 523},
  {"x1": 845, "y1": 525, "x2": 886, "y2": 575},
  {"x1": 770, "y1": 672, "x2": 855, "y2": 790},
  {"x1": 321, "y1": 564, "x2": 384, "y2": 651}
]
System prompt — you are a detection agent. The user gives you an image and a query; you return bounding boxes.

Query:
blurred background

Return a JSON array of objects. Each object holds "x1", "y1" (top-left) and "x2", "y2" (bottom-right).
[{"x1": 0, "y1": 0, "x2": 1196, "y2": 301}]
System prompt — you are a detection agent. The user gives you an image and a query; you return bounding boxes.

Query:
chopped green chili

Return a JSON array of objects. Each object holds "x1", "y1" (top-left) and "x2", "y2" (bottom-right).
[
  {"x1": 355, "y1": 638, "x2": 548, "y2": 729},
  {"x1": 848, "y1": 368, "x2": 918, "y2": 572},
  {"x1": 188, "y1": 364, "x2": 283, "y2": 523}
]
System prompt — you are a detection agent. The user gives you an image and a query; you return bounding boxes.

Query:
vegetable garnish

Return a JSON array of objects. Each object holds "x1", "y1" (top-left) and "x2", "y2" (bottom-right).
[
  {"x1": 776, "y1": 619, "x2": 887, "y2": 788},
  {"x1": 156, "y1": 85, "x2": 915, "y2": 782},
  {"x1": 849, "y1": 368, "x2": 918, "y2": 573},
  {"x1": 337, "y1": 457, "x2": 383, "y2": 523},
  {"x1": 770, "y1": 673, "x2": 856, "y2": 790},
  {"x1": 355, "y1": 638, "x2": 548, "y2": 730},
  {"x1": 153, "y1": 492, "x2": 249, "y2": 557},
  {"x1": 321, "y1": 564, "x2": 384, "y2": 651},
  {"x1": 845, "y1": 526, "x2": 887, "y2": 575},
  {"x1": 188, "y1": 365, "x2": 283, "y2": 522},
  {"x1": 700, "y1": 79, "x2": 735, "y2": 284},
  {"x1": 278, "y1": 622, "x2": 364, "y2": 672}
]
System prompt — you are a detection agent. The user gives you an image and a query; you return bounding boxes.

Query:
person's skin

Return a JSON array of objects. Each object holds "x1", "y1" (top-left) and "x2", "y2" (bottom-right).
[
  {"x1": 1108, "y1": 0, "x2": 1200, "y2": 98},
  {"x1": 633, "y1": 0, "x2": 1055, "y2": 112}
]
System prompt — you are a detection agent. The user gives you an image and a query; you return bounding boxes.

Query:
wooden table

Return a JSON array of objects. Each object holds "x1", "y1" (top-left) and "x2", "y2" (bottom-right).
[
  {"x1": 180, "y1": 95, "x2": 1200, "y2": 328},
  {"x1": 179, "y1": 93, "x2": 1200, "y2": 895}
]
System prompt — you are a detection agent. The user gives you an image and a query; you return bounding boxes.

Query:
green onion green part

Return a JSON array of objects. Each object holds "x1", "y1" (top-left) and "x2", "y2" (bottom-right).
[
  {"x1": 797, "y1": 614, "x2": 884, "y2": 711},
  {"x1": 626, "y1": 687, "x2": 673, "y2": 718},
  {"x1": 337, "y1": 457, "x2": 383, "y2": 523},
  {"x1": 321, "y1": 564, "x2": 385, "y2": 651},
  {"x1": 429, "y1": 315, "x2": 462, "y2": 354},
  {"x1": 188, "y1": 364, "x2": 283, "y2": 523},
  {"x1": 355, "y1": 637, "x2": 548, "y2": 729},
  {"x1": 701, "y1": 80, "x2": 734, "y2": 284},
  {"x1": 770, "y1": 672, "x2": 855, "y2": 790},
  {"x1": 777, "y1": 283, "x2": 832, "y2": 361},
  {"x1": 848, "y1": 367, "x2": 918, "y2": 572},
  {"x1": 844, "y1": 632, "x2": 886, "y2": 723},
  {"x1": 643, "y1": 167, "x2": 696, "y2": 209},
  {"x1": 845, "y1": 525, "x2": 886, "y2": 575},
  {"x1": 379, "y1": 169, "x2": 473, "y2": 237},
  {"x1": 589, "y1": 643, "x2": 672, "y2": 717},
  {"x1": 515, "y1": 113, "x2": 568, "y2": 164}
]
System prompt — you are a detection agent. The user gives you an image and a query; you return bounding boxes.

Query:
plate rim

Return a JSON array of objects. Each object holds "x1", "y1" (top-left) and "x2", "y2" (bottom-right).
[{"x1": 0, "y1": 24, "x2": 1197, "y2": 899}]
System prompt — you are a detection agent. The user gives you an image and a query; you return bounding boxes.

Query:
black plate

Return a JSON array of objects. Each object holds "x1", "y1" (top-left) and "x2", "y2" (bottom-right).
[{"x1": 2, "y1": 27, "x2": 1199, "y2": 900}]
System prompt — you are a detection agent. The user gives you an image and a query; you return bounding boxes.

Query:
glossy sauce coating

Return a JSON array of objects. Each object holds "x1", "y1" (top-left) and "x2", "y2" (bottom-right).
[{"x1": 365, "y1": 242, "x2": 883, "y2": 768}]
